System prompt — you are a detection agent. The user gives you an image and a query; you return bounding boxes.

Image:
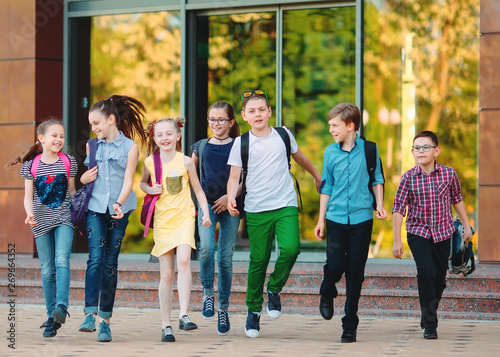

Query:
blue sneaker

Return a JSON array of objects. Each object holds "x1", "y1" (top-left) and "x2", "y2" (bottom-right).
[
  {"x1": 217, "y1": 310, "x2": 230, "y2": 336},
  {"x1": 267, "y1": 290, "x2": 282, "y2": 319},
  {"x1": 78, "y1": 314, "x2": 96, "y2": 332},
  {"x1": 244, "y1": 311, "x2": 260, "y2": 338},
  {"x1": 97, "y1": 321, "x2": 112, "y2": 342},
  {"x1": 161, "y1": 326, "x2": 175, "y2": 342},
  {"x1": 52, "y1": 304, "x2": 70, "y2": 325},
  {"x1": 202, "y1": 296, "x2": 215, "y2": 319}
]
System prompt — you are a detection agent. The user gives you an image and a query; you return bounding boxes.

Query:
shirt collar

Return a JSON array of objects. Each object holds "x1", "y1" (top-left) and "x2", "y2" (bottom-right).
[
  {"x1": 98, "y1": 131, "x2": 125, "y2": 146},
  {"x1": 414, "y1": 161, "x2": 441, "y2": 175},
  {"x1": 338, "y1": 134, "x2": 361, "y2": 152}
]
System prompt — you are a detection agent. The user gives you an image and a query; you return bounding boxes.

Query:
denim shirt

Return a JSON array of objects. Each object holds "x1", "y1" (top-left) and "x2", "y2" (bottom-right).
[
  {"x1": 85, "y1": 132, "x2": 137, "y2": 214},
  {"x1": 320, "y1": 135, "x2": 384, "y2": 225}
]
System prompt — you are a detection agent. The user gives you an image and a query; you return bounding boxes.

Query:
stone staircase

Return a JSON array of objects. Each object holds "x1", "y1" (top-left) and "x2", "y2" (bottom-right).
[{"x1": 1, "y1": 255, "x2": 499, "y2": 320}]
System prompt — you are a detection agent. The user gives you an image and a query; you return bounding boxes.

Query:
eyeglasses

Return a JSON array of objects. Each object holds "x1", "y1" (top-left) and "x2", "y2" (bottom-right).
[
  {"x1": 241, "y1": 89, "x2": 268, "y2": 101},
  {"x1": 412, "y1": 145, "x2": 437, "y2": 152},
  {"x1": 207, "y1": 118, "x2": 231, "y2": 125}
]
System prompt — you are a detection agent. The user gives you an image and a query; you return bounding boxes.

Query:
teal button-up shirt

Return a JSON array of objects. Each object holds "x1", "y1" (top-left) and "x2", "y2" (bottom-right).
[
  {"x1": 85, "y1": 132, "x2": 137, "y2": 215},
  {"x1": 320, "y1": 135, "x2": 384, "y2": 225}
]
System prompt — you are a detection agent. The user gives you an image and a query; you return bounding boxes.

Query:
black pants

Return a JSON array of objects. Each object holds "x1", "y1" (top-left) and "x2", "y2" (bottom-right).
[
  {"x1": 320, "y1": 219, "x2": 373, "y2": 329},
  {"x1": 407, "y1": 233, "x2": 451, "y2": 329}
]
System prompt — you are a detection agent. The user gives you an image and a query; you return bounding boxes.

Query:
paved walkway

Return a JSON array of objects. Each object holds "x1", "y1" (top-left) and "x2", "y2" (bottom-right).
[{"x1": 1, "y1": 305, "x2": 499, "y2": 356}]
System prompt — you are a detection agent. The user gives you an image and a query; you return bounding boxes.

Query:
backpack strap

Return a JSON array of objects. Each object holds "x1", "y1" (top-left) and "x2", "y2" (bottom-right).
[
  {"x1": 197, "y1": 138, "x2": 210, "y2": 182},
  {"x1": 363, "y1": 138, "x2": 384, "y2": 210},
  {"x1": 30, "y1": 154, "x2": 42, "y2": 178},
  {"x1": 87, "y1": 138, "x2": 98, "y2": 169},
  {"x1": 58, "y1": 153, "x2": 71, "y2": 179},
  {"x1": 143, "y1": 152, "x2": 162, "y2": 236},
  {"x1": 240, "y1": 132, "x2": 250, "y2": 203},
  {"x1": 30, "y1": 153, "x2": 71, "y2": 180}
]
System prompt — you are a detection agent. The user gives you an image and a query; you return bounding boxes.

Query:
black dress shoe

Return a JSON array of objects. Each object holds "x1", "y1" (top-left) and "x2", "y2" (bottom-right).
[
  {"x1": 319, "y1": 295, "x2": 333, "y2": 320},
  {"x1": 423, "y1": 327, "x2": 438, "y2": 339},
  {"x1": 341, "y1": 329, "x2": 357, "y2": 343}
]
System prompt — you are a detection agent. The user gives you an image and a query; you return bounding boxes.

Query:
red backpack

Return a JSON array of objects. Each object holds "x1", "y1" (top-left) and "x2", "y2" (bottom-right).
[{"x1": 140, "y1": 152, "x2": 162, "y2": 237}]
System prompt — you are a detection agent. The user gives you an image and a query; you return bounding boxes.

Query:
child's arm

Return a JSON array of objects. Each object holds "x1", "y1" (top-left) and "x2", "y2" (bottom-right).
[
  {"x1": 139, "y1": 163, "x2": 162, "y2": 196},
  {"x1": 185, "y1": 156, "x2": 211, "y2": 227},
  {"x1": 291, "y1": 147, "x2": 321, "y2": 192},
  {"x1": 373, "y1": 184, "x2": 387, "y2": 220},
  {"x1": 191, "y1": 153, "x2": 199, "y2": 168},
  {"x1": 23, "y1": 180, "x2": 37, "y2": 226},
  {"x1": 227, "y1": 165, "x2": 242, "y2": 216},
  {"x1": 314, "y1": 193, "x2": 331, "y2": 240},
  {"x1": 392, "y1": 212, "x2": 404, "y2": 259},
  {"x1": 452, "y1": 200, "x2": 473, "y2": 243},
  {"x1": 112, "y1": 144, "x2": 138, "y2": 219},
  {"x1": 68, "y1": 177, "x2": 76, "y2": 198}
]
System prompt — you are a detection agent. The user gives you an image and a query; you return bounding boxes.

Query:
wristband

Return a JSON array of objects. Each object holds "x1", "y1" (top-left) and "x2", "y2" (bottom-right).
[{"x1": 114, "y1": 201, "x2": 122, "y2": 207}]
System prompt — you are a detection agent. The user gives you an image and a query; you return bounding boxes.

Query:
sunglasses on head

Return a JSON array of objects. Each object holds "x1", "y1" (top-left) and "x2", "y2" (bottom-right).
[{"x1": 241, "y1": 89, "x2": 268, "y2": 101}]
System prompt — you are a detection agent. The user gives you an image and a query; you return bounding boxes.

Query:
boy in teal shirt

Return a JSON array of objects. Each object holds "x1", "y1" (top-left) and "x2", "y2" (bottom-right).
[{"x1": 315, "y1": 103, "x2": 386, "y2": 343}]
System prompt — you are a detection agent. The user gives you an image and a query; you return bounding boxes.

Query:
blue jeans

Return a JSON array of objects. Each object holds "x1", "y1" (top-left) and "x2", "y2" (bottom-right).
[
  {"x1": 198, "y1": 204, "x2": 240, "y2": 310},
  {"x1": 84, "y1": 210, "x2": 130, "y2": 319},
  {"x1": 35, "y1": 224, "x2": 74, "y2": 318}
]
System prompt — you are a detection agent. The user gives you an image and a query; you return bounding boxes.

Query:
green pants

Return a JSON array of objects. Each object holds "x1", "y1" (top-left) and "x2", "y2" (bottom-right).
[{"x1": 245, "y1": 206, "x2": 300, "y2": 312}]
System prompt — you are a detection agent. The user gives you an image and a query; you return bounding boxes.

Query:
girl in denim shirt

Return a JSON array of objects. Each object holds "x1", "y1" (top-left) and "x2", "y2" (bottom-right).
[{"x1": 77, "y1": 95, "x2": 147, "y2": 342}]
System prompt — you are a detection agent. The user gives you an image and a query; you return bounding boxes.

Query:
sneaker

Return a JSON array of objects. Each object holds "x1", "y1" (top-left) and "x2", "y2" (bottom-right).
[
  {"x1": 202, "y1": 295, "x2": 215, "y2": 319},
  {"x1": 40, "y1": 317, "x2": 61, "y2": 338},
  {"x1": 423, "y1": 327, "x2": 438, "y2": 339},
  {"x1": 161, "y1": 326, "x2": 176, "y2": 342},
  {"x1": 52, "y1": 304, "x2": 70, "y2": 325},
  {"x1": 217, "y1": 310, "x2": 230, "y2": 336},
  {"x1": 179, "y1": 315, "x2": 198, "y2": 330},
  {"x1": 267, "y1": 290, "x2": 282, "y2": 319},
  {"x1": 97, "y1": 321, "x2": 112, "y2": 342},
  {"x1": 244, "y1": 311, "x2": 260, "y2": 338},
  {"x1": 78, "y1": 314, "x2": 96, "y2": 332}
]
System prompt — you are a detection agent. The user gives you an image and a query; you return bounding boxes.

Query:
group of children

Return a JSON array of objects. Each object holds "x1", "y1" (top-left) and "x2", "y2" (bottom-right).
[{"x1": 11, "y1": 89, "x2": 473, "y2": 344}]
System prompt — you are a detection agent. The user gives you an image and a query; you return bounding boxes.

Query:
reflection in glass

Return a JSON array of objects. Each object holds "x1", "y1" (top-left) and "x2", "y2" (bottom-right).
[
  {"x1": 91, "y1": 12, "x2": 181, "y2": 252},
  {"x1": 208, "y1": 13, "x2": 277, "y2": 133},
  {"x1": 282, "y1": 7, "x2": 356, "y2": 244}
]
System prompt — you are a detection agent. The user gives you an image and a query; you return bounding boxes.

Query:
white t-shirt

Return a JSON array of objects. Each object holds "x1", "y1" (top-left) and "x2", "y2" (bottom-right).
[{"x1": 227, "y1": 126, "x2": 298, "y2": 213}]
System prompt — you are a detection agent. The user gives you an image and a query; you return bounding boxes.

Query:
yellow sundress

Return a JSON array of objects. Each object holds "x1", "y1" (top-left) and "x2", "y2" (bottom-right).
[{"x1": 144, "y1": 151, "x2": 196, "y2": 257}]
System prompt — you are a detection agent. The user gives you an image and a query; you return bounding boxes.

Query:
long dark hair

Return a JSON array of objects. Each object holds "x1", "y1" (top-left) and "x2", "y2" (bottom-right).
[
  {"x1": 145, "y1": 117, "x2": 186, "y2": 156},
  {"x1": 208, "y1": 101, "x2": 240, "y2": 138},
  {"x1": 89, "y1": 95, "x2": 148, "y2": 146},
  {"x1": 6, "y1": 118, "x2": 64, "y2": 167}
]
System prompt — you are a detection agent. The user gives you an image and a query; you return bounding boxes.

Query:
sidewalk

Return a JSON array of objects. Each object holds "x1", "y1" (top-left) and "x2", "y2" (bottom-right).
[{"x1": 2, "y1": 304, "x2": 499, "y2": 356}]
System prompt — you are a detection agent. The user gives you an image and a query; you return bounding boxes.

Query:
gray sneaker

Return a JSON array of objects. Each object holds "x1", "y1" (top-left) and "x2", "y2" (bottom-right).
[
  {"x1": 78, "y1": 314, "x2": 96, "y2": 332},
  {"x1": 179, "y1": 315, "x2": 198, "y2": 330},
  {"x1": 161, "y1": 326, "x2": 175, "y2": 342}
]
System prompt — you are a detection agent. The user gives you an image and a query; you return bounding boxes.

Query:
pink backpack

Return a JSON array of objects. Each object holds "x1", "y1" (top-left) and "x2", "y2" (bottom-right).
[{"x1": 31, "y1": 153, "x2": 71, "y2": 179}]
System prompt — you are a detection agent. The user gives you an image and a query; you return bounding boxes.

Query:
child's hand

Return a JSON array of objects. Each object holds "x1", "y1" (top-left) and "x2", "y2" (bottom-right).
[
  {"x1": 227, "y1": 198, "x2": 239, "y2": 217},
  {"x1": 111, "y1": 203, "x2": 124, "y2": 219},
  {"x1": 463, "y1": 226, "x2": 473, "y2": 243},
  {"x1": 314, "y1": 221, "x2": 324, "y2": 241},
  {"x1": 150, "y1": 183, "x2": 162, "y2": 195},
  {"x1": 25, "y1": 214, "x2": 37, "y2": 226},
  {"x1": 81, "y1": 166, "x2": 98, "y2": 185},
  {"x1": 202, "y1": 215, "x2": 211, "y2": 227},
  {"x1": 392, "y1": 241, "x2": 404, "y2": 259},
  {"x1": 314, "y1": 178, "x2": 321, "y2": 193},
  {"x1": 375, "y1": 206, "x2": 387, "y2": 220},
  {"x1": 212, "y1": 195, "x2": 228, "y2": 214}
]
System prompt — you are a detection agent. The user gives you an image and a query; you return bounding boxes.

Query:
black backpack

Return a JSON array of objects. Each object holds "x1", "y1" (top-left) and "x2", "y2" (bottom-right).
[
  {"x1": 449, "y1": 215, "x2": 476, "y2": 276},
  {"x1": 239, "y1": 127, "x2": 302, "y2": 214},
  {"x1": 363, "y1": 138, "x2": 385, "y2": 210}
]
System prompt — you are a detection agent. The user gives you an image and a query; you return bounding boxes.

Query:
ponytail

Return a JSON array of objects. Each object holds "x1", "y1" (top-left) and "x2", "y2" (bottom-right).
[
  {"x1": 145, "y1": 117, "x2": 185, "y2": 156},
  {"x1": 89, "y1": 95, "x2": 148, "y2": 146},
  {"x1": 6, "y1": 118, "x2": 63, "y2": 168}
]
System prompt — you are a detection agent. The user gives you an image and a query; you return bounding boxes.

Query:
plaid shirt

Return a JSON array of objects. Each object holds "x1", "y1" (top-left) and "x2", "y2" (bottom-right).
[{"x1": 392, "y1": 163, "x2": 463, "y2": 242}]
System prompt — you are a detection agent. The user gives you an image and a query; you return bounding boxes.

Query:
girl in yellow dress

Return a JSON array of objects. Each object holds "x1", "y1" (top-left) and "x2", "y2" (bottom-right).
[{"x1": 140, "y1": 117, "x2": 211, "y2": 342}]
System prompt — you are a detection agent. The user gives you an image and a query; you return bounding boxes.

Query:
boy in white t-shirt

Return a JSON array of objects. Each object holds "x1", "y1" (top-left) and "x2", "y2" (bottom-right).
[{"x1": 227, "y1": 89, "x2": 321, "y2": 338}]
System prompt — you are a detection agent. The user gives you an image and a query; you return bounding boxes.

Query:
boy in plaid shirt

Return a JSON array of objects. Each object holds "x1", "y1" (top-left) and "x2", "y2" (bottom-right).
[{"x1": 392, "y1": 131, "x2": 473, "y2": 340}]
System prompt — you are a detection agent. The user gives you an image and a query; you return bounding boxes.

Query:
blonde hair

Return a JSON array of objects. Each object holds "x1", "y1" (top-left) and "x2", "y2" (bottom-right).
[{"x1": 145, "y1": 117, "x2": 185, "y2": 156}]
